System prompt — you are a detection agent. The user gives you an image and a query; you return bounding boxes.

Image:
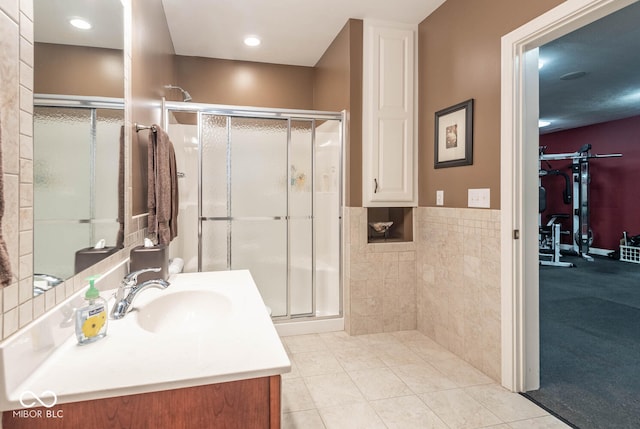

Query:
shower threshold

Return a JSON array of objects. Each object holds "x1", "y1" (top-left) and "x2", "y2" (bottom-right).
[{"x1": 274, "y1": 316, "x2": 344, "y2": 337}]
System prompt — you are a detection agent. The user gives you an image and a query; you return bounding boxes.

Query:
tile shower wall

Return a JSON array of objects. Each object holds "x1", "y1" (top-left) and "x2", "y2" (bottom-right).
[
  {"x1": 415, "y1": 207, "x2": 501, "y2": 381},
  {"x1": 344, "y1": 207, "x2": 417, "y2": 335},
  {"x1": 0, "y1": 0, "x2": 144, "y2": 341}
]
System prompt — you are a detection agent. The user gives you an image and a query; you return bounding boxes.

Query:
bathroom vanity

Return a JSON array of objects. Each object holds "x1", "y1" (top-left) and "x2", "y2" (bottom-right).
[{"x1": 0, "y1": 270, "x2": 290, "y2": 429}]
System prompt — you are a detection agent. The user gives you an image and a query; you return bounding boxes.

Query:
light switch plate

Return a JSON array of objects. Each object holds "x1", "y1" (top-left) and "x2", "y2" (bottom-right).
[
  {"x1": 468, "y1": 188, "x2": 490, "y2": 208},
  {"x1": 436, "y1": 190, "x2": 444, "y2": 206}
]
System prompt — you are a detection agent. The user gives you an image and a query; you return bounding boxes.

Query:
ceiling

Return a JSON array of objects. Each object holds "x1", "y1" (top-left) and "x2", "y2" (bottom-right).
[
  {"x1": 34, "y1": 0, "x2": 123, "y2": 50},
  {"x1": 160, "y1": 0, "x2": 446, "y2": 67},
  {"x1": 539, "y1": 1, "x2": 640, "y2": 134},
  {"x1": 33, "y1": 0, "x2": 640, "y2": 135}
]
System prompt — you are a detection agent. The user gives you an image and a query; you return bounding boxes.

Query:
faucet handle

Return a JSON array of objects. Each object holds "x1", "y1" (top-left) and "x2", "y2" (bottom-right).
[{"x1": 123, "y1": 267, "x2": 162, "y2": 286}]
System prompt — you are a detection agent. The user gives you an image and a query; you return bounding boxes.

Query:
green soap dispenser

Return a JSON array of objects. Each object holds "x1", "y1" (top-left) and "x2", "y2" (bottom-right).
[{"x1": 75, "y1": 276, "x2": 108, "y2": 345}]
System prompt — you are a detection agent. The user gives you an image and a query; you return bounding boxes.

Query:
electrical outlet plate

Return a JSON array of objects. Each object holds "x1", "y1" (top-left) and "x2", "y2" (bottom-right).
[
  {"x1": 436, "y1": 190, "x2": 444, "y2": 206},
  {"x1": 468, "y1": 188, "x2": 490, "y2": 208}
]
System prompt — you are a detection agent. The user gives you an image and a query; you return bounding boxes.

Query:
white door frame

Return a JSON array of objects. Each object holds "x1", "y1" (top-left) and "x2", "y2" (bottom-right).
[{"x1": 500, "y1": 0, "x2": 637, "y2": 392}]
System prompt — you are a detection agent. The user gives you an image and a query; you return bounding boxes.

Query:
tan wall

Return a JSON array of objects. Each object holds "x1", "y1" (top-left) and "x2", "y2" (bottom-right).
[
  {"x1": 313, "y1": 19, "x2": 363, "y2": 207},
  {"x1": 176, "y1": 56, "x2": 314, "y2": 109},
  {"x1": 418, "y1": 0, "x2": 564, "y2": 209},
  {"x1": 415, "y1": 0, "x2": 564, "y2": 381},
  {"x1": 131, "y1": 0, "x2": 177, "y2": 215},
  {"x1": 34, "y1": 43, "x2": 124, "y2": 98}
]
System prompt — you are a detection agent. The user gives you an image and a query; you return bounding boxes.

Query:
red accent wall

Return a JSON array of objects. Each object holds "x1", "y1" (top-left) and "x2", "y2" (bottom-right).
[{"x1": 540, "y1": 115, "x2": 640, "y2": 251}]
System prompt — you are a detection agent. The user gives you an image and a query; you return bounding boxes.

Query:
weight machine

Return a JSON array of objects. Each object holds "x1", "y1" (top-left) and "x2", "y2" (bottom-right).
[{"x1": 539, "y1": 143, "x2": 622, "y2": 266}]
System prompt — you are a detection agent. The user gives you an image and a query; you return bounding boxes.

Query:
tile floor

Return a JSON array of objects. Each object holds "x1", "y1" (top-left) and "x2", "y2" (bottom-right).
[{"x1": 280, "y1": 330, "x2": 571, "y2": 429}]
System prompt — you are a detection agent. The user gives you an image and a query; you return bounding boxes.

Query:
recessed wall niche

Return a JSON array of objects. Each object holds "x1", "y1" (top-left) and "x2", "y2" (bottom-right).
[{"x1": 366, "y1": 207, "x2": 413, "y2": 243}]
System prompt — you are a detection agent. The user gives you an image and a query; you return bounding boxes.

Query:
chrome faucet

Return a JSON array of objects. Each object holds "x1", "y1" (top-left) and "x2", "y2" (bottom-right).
[{"x1": 111, "y1": 268, "x2": 170, "y2": 319}]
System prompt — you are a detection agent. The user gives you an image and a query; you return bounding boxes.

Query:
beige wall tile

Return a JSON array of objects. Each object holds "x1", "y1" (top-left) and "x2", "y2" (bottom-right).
[
  {"x1": 19, "y1": 133, "x2": 31, "y2": 159},
  {"x1": 0, "y1": 1, "x2": 18, "y2": 21},
  {"x1": 18, "y1": 299, "x2": 31, "y2": 327},
  {"x1": 44, "y1": 288, "x2": 55, "y2": 311},
  {"x1": 416, "y1": 207, "x2": 501, "y2": 382},
  {"x1": 3, "y1": 174, "x2": 19, "y2": 282},
  {"x1": 3, "y1": 307, "x2": 18, "y2": 337},
  {"x1": 32, "y1": 293, "x2": 43, "y2": 318},
  {"x1": 18, "y1": 0, "x2": 30, "y2": 21},
  {"x1": 19, "y1": 82, "x2": 31, "y2": 112},
  {"x1": 344, "y1": 207, "x2": 417, "y2": 335},
  {"x1": 18, "y1": 276, "x2": 30, "y2": 303},
  {"x1": 3, "y1": 282, "x2": 18, "y2": 311},
  {"x1": 19, "y1": 206, "x2": 31, "y2": 230}
]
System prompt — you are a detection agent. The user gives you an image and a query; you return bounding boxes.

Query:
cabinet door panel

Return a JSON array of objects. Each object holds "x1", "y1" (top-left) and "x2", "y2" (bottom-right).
[{"x1": 363, "y1": 22, "x2": 416, "y2": 206}]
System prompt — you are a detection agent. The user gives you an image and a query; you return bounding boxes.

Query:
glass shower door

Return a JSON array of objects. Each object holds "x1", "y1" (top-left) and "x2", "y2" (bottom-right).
[
  {"x1": 201, "y1": 115, "x2": 289, "y2": 316},
  {"x1": 290, "y1": 120, "x2": 314, "y2": 316}
]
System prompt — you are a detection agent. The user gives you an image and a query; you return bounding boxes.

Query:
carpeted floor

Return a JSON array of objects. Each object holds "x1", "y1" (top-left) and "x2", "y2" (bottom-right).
[{"x1": 524, "y1": 255, "x2": 640, "y2": 429}]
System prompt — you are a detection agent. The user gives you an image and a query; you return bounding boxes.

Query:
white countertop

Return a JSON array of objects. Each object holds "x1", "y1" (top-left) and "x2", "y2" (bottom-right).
[{"x1": 1, "y1": 270, "x2": 291, "y2": 409}]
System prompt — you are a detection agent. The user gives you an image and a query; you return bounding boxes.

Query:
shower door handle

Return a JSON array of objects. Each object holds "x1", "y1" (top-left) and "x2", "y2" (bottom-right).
[{"x1": 374, "y1": 178, "x2": 378, "y2": 193}]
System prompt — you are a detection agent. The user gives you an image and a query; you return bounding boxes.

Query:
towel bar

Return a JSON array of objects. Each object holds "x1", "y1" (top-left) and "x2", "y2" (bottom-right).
[{"x1": 135, "y1": 123, "x2": 157, "y2": 133}]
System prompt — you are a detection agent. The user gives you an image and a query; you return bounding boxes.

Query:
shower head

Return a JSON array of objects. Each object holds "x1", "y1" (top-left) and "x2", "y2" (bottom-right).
[{"x1": 164, "y1": 85, "x2": 192, "y2": 102}]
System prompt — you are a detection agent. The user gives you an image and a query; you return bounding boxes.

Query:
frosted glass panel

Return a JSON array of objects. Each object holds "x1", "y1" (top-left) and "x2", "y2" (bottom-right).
[
  {"x1": 94, "y1": 108, "x2": 123, "y2": 242},
  {"x1": 231, "y1": 220, "x2": 287, "y2": 317},
  {"x1": 34, "y1": 223, "x2": 89, "y2": 280},
  {"x1": 290, "y1": 120, "x2": 313, "y2": 217},
  {"x1": 315, "y1": 120, "x2": 342, "y2": 316},
  {"x1": 290, "y1": 218, "x2": 313, "y2": 315},
  {"x1": 201, "y1": 114, "x2": 228, "y2": 218},
  {"x1": 34, "y1": 107, "x2": 91, "y2": 282},
  {"x1": 290, "y1": 120, "x2": 313, "y2": 315},
  {"x1": 201, "y1": 220, "x2": 229, "y2": 272},
  {"x1": 230, "y1": 118, "x2": 287, "y2": 218},
  {"x1": 166, "y1": 113, "x2": 199, "y2": 272},
  {"x1": 33, "y1": 105, "x2": 124, "y2": 284},
  {"x1": 34, "y1": 107, "x2": 91, "y2": 220}
]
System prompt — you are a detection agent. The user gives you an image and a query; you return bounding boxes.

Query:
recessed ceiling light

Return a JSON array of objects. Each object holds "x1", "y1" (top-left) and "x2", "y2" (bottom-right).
[
  {"x1": 69, "y1": 18, "x2": 92, "y2": 30},
  {"x1": 244, "y1": 36, "x2": 261, "y2": 47},
  {"x1": 539, "y1": 120, "x2": 551, "y2": 128}
]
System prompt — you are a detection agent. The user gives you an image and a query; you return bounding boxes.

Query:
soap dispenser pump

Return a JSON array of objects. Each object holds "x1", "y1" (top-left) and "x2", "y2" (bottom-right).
[{"x1": 75, "y1": 276, "x2": 108, "y2": 345}]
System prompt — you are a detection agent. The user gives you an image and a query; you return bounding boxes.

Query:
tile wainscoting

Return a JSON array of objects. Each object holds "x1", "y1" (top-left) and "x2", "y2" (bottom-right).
[
  {"x1": 344, "y1": 206, "x2": 500, "y2": 381},
  {"x1": 344, "y1": 207, "x2": 417, "y2": 335},
  {"x1": 416, "y1": 207, "x2": 501, "y2": 382}
]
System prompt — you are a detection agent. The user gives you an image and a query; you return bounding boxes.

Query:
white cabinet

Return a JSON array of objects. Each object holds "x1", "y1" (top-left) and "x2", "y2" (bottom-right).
[{"x1": 362, "y1": 21, "x2": 417, "y2": 207}]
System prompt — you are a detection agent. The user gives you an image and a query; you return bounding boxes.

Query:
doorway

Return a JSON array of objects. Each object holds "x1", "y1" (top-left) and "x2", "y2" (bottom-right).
[{"x1": 500, "y1": 0, "x2": 638, "y2": 393}]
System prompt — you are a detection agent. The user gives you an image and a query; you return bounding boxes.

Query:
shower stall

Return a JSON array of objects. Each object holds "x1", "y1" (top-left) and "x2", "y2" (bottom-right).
[{"x1": 164, "y1": 102, "x2": 343, "y2": 321}]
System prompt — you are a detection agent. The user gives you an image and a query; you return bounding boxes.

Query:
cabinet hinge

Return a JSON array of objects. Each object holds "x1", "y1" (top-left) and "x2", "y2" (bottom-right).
[{"x1": 513, "y1": 229, "x2": 520, "y2": 240}]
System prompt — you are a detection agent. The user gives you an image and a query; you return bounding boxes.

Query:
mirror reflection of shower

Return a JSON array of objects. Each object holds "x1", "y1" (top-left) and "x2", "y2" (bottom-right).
[
  {"x1": 165, "y1": 104, "x2": 343, "y2": 320},
  {"x1": 33, "y1": 95, "x2": 124, "y2": 293}
]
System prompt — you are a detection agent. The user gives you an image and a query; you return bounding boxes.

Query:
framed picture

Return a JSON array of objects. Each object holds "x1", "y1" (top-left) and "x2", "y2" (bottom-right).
[{"x1": 434, "y1": 99, "x2": 474, "y2": 168}]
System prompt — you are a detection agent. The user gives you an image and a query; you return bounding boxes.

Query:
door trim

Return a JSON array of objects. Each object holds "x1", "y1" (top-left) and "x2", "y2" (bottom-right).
[{"x1": 500, "y1": 0, "x2": 637, "y2": 392}]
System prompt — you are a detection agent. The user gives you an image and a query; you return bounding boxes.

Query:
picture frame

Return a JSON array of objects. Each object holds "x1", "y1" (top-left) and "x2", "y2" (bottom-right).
[{"x1": 434, "y1": 99, "x2": 474, "y2": 168}]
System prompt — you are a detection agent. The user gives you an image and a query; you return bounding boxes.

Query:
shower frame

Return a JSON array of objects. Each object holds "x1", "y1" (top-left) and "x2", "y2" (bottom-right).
[{"x1": 163, "y1": 100, "x2": 345, "y2": 321}]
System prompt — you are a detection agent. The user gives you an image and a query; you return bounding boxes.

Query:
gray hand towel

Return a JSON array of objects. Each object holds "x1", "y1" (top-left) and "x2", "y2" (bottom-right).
[{"x1": 147, "y1": 125, "x2": 178, "y2": 245}]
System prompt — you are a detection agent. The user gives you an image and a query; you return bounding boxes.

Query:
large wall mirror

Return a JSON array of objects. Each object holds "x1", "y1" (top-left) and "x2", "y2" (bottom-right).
[{"x1": 33, "y1": 0, "x2": 125, "y2": 295}]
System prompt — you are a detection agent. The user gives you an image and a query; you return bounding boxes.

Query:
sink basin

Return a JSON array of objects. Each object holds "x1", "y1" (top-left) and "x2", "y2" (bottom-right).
[{"x1": 135, "y1": 290, "x2": 233, "y2": 334}]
